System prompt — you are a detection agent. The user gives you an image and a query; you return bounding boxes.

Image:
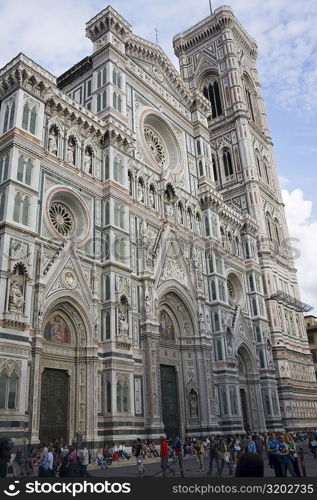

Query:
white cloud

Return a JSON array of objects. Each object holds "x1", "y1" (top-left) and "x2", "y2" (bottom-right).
[
  {"x1": 1, "y1": 0, "x2": 317, "y2": 111},
  {"x1": 282, "y1": 188, "x2": 317, "y2": 312}
]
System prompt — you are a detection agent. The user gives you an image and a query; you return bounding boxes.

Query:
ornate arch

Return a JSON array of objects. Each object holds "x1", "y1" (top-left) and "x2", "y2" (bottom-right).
[{"x1": 41, "y1": 296, "x2": 93, "y2": 348}]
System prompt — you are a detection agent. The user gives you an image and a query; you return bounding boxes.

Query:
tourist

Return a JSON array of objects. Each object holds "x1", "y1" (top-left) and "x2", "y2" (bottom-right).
[
  {"x1": 206, "y1": 434, "x2": 219, "y2": 475},
  {"x1": 245, "y1": 435, "x2": 257, "y2": 453},
  {"x1": 286, "y1": 433, "x2": 301, "y2": 477},
  {"x1": 160, "y1": 436, "x2": 175, "y2": 477},
  {"x1": 78, "y1": 443, "x2": 90, "y2": 477},
  {"x1": 267, "y1": 432, "x2": 282, "y2": 477},
  {"x1": 96, "y1": 449, "x2": 109, "y2": 470},
  {"x1": 149, "y1": 441, "x2": 159, "y2": 457},
  {"x1": 216, "y1": 435, "x2": 233, "y2": 476},
  {"x1": 119, "y1": 442, "x2": 130, "y2": 460},
  {"x1": 277, "y1": 433, "x2": 295, "y2": 477},
  {"x1": 135, "y1": 438, "x2": 144, "y2": 476},
  {"x1": 193, "y1": 439, "x2": 205, "y2": 472},
  {"x1": 173, "y1": 437, "x2": 184, "y2": 477}
]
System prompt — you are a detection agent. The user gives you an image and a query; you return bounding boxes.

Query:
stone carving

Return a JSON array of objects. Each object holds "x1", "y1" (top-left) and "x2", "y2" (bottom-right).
[
  {"x1": 189, "y1": 389, "x2": 198, "y2": 417},
  {"x1": 149, "y1": 188, "x2": 155, "y2": 209},
  {"x1": 67, "y1": 137, "x2": 76, "y2": 165},
  {"x1": 83, "y1": 148, "x2": 93, "y2": 173},
  {"x1": 137, "y1": 182, "x2": 144, "y2": 203},
  {"x1": 48, "y1": 127, "x2": 58, "y2": 155},
  {"x1": 9, "y1": 280, "x2": 24, "y2": 313}
]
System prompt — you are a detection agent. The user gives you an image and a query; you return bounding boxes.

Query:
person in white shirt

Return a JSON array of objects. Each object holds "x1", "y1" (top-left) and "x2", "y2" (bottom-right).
[{"x1": 79, "y1": 444, "x2": 90, "y2": 477}]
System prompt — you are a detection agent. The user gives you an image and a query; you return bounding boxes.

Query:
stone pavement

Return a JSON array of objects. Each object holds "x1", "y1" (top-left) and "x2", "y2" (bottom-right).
[{"x1": 88, "y1": 444, "x2": 317, "y2": 478}]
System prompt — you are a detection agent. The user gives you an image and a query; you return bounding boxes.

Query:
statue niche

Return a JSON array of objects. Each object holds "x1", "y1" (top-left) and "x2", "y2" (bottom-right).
[
  {"x1": 8, "y1": 263, "x2": 26, "y2": 314},
  {"x1": 48, "y1": 125, "x2": 58, "y2": 156},
  {"x1": 118, "y1": 295, "x2": 129, "y2": 339}
]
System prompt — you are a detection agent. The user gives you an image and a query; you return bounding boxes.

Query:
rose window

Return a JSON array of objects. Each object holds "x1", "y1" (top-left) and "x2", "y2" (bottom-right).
[
  {"x1": 144, "y1": 127, "x2": 167, "y2": 167},
  {"x1": 49, "y1": 203, "x2": 74, "y2": 236}
]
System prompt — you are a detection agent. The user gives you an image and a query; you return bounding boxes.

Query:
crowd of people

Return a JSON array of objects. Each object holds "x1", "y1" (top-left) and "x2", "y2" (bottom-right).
[{"x1": 0, "y1": 429, "x2": 316, "y2": 478}]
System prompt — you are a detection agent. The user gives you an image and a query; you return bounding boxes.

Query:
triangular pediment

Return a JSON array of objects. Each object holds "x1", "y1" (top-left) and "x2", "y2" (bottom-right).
[
  {"x1": 130, "y1": 57, "x2": 182, "y2": 100},
  {"x1": 155, "y1": 230, "x2": 194, "y2": 293},
  {"x1": 44, "y1": 247, "x2": 92, "y2": 308}
]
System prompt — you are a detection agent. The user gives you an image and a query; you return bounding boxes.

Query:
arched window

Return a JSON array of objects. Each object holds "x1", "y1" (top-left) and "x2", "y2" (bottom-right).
[
  {"x1": 223, "y1": 150, "x2": 234, "y2": 177},
  {"x1": 265, "y1": 394, "x2": 271, "y2": 415},
  {"x1": 3, "y1": 105, "x2": 10, "y2": 133},
  {"x1": 17, "y1": 156, "x2": 25, "y2": 182},
  {"x1": 216, "y1": 340, "x2": 223, "y2": 361},
  {"x1": 203, "y1": 80, "x2": 223, "y2": 118},
  {"x1": 274, "y1": 220, "x2": 280, "y2": 245},
  {"x1": 97, "y1": 70, "x2": 102, "y2": 88},
  {"x1": 199, "y1": 160, "x2": 204, "y2": 177},
  {"x1": 212, "y1": 155, "x2": 218, "y2": 182},
  {"x1": 255, "y1": 326, "x2": 262, "y2": 343},
  {"x1": 0, "y1": 191, "x2": 5, "y2": 220},
  {"x1": 22, "y1": 198, "x2": 30, "y2": 225},
  {"x1": 266, "y1": 214, "x2": 273, "y2": 240},
  {"x1": 211, "y1": 280, "x2": 217, "y2": 300},
  {"x1": 117, "y1": 378, "x2": 129, "y2": 413},
  {"x1": 128, "y1": 170, "x2": 133, "y2": 196},
  {"x1": 102, "y1": 90, "x2": 107, "y2": 110},
  {"x1": 0, "y1": 369, "x2": 18, "y2": 409},
  {"x1": 256, "y1": 157, "x2": 262, "y2": 178},
  {"x1": 25, "y1": 160, "x2": 33, "y2": 185},
  {"x1": 252, "y1": 298, "x2": 258, "y2": 316},
  {"x1": 113, "y1": 92, "x2": 117, "y2": 109},
  {"x1": 205, "y1": 215, "x2": 210, "y2": 236},
  {"x1": 30, "y1": 108, "x2": 37, "y2": 134},
  {"x1": 106, "y1": 379, "x2": 111, "y2": 413},
  {"x1": 272, "y1": 391, "x2": 278, "y2": 414},
  {"x1": 214, "y1": 312, "x2": 220, "y2": 331},
  {"x1": 105, "y1": 311, "x2": 111, "y2": 340},
  {"x1": 221, "y1": 389, "x2": 228, "y2": 414},
  {"x1": 264, "y1": 162, "x2": 270, "y2": 184},
  {"x1": 97, "y1": 94, "x2": 101, "y2": 112},
  {"x1": 118, "y1": 95, "x2": 122, "y2": 112},
  {"x1": 22, "y1": 103, "x2": 30, "y2": 130},
  {"x1": 105, "y1": 202, "x2": 110, "y2": 225},
  {"x1": 197, "y1": 140, "x2": 201, "y2": 155},
  {"x1": 249, "y1": 274, "x2": 255, "y2": 291},
  {"x1": 3, "y1": 101, "x2": 15, "y2": 133},
  {"x1": 246, "y1": 88, "x2": 255, "y2": 121},
  {"x1": 13, "y1": 193, "x2": 22, "y2": 222}
]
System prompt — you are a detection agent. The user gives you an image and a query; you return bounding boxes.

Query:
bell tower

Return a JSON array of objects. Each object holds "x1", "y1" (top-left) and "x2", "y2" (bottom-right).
[{"x1": 174, "y1": 6, "x2": 317, "y2": 429}]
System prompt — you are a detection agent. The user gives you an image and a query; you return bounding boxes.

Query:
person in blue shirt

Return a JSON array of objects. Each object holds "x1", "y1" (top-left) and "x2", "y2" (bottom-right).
[
  {"x1": 245, "y1": 435, "x2": 256, "y2": 453},
  {"x1": 267, "y1": 432, "x2": 282, "y2": 477},
  {"x1": 277, "y1": 433, "x2": 295, "y2": 477}
]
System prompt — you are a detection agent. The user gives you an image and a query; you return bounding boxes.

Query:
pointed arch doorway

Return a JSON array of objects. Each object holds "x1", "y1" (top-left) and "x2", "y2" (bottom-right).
[
  {"x1": 157, "y1": 290, "x2": 198, "y2": 440},
  {"x1": 237, "y1": 346, "x2": 255, "y2": 432}
]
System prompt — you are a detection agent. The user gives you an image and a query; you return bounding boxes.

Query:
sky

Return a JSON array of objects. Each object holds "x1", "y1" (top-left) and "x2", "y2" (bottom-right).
[{"x1": 0, "y1": 0, "x2": 316, "y2": 311}]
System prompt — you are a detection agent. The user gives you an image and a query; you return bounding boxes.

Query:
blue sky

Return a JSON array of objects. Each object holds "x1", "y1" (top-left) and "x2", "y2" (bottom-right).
[{"x1": 0, "y1": 0, "x2": 316, "y2": 310}]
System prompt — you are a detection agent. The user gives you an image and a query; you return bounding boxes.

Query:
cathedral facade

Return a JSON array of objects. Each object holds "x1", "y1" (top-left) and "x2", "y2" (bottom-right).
[{"x1": 0, "y1": 5, "x2": 316, "y2": 447}]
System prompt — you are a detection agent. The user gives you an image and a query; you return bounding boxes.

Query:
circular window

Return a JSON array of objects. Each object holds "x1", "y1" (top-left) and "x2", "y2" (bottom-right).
[
  {"x1": 227, "y1": 273, "x2": 245, "y2": 307},
  {"x1": 144, "y1": 127, "x2": 167, "y2": 167},
  {"x1": 49, "y1": 203, "x2": 74, "y2": 236},
  {"x1": 138, "y1": 110, "x2": 183, "y2": 174},
  {"x1": 46, "y1": 187, "x2": 91, "y2": 243}
]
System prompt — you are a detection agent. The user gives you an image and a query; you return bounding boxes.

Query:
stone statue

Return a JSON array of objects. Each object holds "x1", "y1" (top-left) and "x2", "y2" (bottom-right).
[
  {"x1": 67, "y1": 138, "x2": 75, "y2": 165},
  {"x1": 137, "y1": 183, "x2": 144, "y2": 203},
  {"x1": 48, "y1": 128, "x2": 58, "y2": 156},
  {"x1": 177, "y1": 205, "x2": 184, "y2": 225},
  {"x1": 187, "y1": 210, "x2": 192, "y2": 229},
  {"x1": 83, "y1": 149, "x2": 92, "y2": 173},
  {"x1": 149, "y1": 189, "x2": 155, "y2": 208},
  {"x1": 189, "y1": 390, "x2": 198, "y2": 417},
  {"x1": 119, "y1": 313, "x2": 129, "y2": 336},
  {"x1": 9, "y1": 280, "x2": 24, "y2": 312}
]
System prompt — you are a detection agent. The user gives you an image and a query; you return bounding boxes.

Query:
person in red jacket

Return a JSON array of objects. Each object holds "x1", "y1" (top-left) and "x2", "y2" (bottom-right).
[{"x1": 160, "y1": 436, "x2": 175, "y2": 477}]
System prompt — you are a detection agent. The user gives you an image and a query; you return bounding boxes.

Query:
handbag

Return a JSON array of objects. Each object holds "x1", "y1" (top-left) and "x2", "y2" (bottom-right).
[
  {"x1": 311, "y1": 440, "x2": 317, "y2": 447},
  {"x1": 224, "y1": 452, "x2": 230, "y2": 463}
]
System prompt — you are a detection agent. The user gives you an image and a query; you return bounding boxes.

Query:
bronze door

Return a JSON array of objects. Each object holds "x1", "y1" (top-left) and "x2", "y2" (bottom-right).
[
  {"x1": 160, "y1": 365, "x2": 180, "y2": 439},
  {"x1": 240, "y1": 388, "x2": 249, "y2": 431},
  {"x1": 39, "y1": 369, "x2": 69, "y2": 445}
]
